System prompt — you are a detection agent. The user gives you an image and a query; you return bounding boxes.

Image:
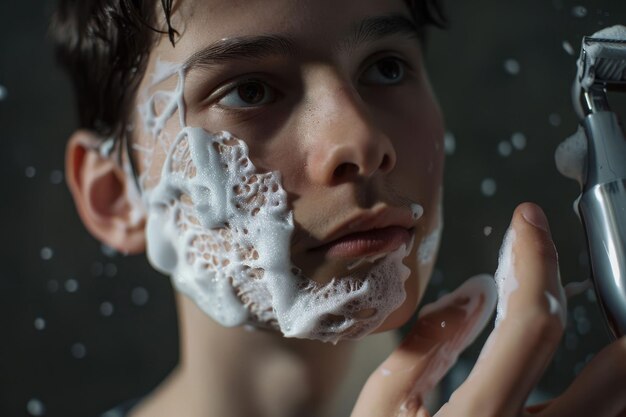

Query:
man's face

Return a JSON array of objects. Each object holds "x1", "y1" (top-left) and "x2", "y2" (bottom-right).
[{"x1": 131, "y1": 0, "x2": 445, "y2": 341}]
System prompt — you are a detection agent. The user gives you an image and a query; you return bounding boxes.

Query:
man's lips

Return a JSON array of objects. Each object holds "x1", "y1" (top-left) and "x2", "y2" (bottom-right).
[{"x1": 312, "y1": 226, "x2": 412, "y2": 259}]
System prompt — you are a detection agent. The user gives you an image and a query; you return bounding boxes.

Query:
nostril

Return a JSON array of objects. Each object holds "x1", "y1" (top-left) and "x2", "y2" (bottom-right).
[
  {"x1": 333, "y1": 162, "x2": 359, "y2": 180},
  {"x1": 379, "y1": 154, "x2": 392, "y2": 172}
]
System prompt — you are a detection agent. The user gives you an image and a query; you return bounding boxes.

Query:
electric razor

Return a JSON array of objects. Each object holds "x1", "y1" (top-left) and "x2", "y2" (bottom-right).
[{"x1": 573, "y1": 27, "x2": 626, "y2": 338}]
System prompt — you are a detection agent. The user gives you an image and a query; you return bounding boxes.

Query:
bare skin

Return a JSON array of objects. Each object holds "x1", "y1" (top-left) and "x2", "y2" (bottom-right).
[{"x1": 63, "y1": 0, "x2": 626, "y2": 416}]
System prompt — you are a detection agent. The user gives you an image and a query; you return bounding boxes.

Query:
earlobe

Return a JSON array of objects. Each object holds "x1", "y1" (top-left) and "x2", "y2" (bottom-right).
[{"x1": 65, "y1": 130, "x2": 146, "y2": 254}]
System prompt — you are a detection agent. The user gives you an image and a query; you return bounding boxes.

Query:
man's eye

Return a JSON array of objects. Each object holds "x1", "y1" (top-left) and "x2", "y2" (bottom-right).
[
  {"x1": 361, "y1": 57, "x2": 406, "y2": 85},
  {"x1": 217, "y1": 80, "x2": 276, "y2": 108}
]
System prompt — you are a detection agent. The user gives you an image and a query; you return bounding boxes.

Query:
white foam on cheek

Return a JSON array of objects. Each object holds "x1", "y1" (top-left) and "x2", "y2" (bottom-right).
[
  {"x1": 417, "y1": 203, "x2": 442, "y2": 266},
  {"x1": 137, "y1": 67, "x2": 414, "y2": 343},
  {"x1": 494, "y1": 227, "x2": 518, "y2": 326}
]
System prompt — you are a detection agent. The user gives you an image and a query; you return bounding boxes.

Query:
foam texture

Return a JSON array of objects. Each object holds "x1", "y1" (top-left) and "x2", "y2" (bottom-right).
[{"x1": 135, "y1": 63, "x2": 415, "y2": 343}]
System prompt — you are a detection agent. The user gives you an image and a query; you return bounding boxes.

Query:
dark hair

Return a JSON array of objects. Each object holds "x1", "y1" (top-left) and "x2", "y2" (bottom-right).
[{"x1": 51, "y1": 0, "x2": 447, "y2": 144}]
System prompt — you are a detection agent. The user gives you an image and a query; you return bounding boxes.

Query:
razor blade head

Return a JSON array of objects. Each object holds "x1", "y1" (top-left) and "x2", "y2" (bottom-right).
[{"x1": 579, "y1": 37, "x2": 626, "y2": 88}]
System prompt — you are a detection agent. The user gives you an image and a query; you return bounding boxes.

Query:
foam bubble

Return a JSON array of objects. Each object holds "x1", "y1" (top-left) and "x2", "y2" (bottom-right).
[
  {"x1": 34, "y1": 317, "x2": 46, "y2": 330},
  {"x1": 100, "y1": 301, "x2": 114, "y2": 316},
  {"x1": 49, "y1": 170, "x2": 63, "y2": 185},
  {"x1": 71, "y1": 343, "x2": 87, "y2": 359},
  {"x1": 549, "y1": 113, "x2": 562, "y2": 126},
  {"x1": 571, "y1": 5, "x2": 588, "y2": 18},
  {"x1": 40, "y1": 247, "x2": 53, "y2": 261},
  {"x1": 503, "y1": 59, "x2": 520, "y2": 75},
  {"x1": 483, "y1": 226, "x2": 493, "y2": 236},
  {"x1": 480, "y1": 178, "x2": 497, "y2": 197},
  {"x1": 497, "y1": 141, "x2": 512, "y2": 157},
  {"x1": 511, "y1": 132, "x2": 527, "y2": 150},
  {"x1": 562, "y1": 40, "x2": 576, "y2": 56},
  {"x1": 443, "y1": 132, "x2": 456, "y2": 155},
  {"x1": 131, "y1": 287, "x2": 149, "y2": 306},
  {"x1": 64, "y1": 279, "x2": 79, "y2": 293},
  {"x1": 26, "y1": 398, "x2": 45, "y2": 416}
]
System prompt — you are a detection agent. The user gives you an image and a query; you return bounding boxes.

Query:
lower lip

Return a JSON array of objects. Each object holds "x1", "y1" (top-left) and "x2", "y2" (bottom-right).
[{"x1": 319, "y1": 226, "x2": 411, "y2": 259}]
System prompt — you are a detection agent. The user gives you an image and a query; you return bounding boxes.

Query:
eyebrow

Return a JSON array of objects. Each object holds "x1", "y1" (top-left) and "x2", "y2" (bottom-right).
[
  {"x1": 343, "y1": 14, "x2": 420, "y2": 51},
  {"x1": 182, "y1": 14, "x2": 419, "y2": 73},
  {"x1": 182, "y1": 35, "x2": 296, "y2": 72}
]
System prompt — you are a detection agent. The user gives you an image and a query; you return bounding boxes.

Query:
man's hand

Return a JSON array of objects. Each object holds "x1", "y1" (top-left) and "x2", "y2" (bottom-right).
[{"x1": 352, "y1": 203, "x2": 626, "y2": 417}]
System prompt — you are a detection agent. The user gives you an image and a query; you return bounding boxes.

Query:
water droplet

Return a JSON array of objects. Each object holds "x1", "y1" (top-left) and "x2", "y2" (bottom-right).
[
  {"x1": 511, "y1": 132, "x2": 527, "y2": 150},
  {"x1": 483, "y1": 226, "x2": 493, "y2": 236},
  {"x1": 497, "y1": 141, "x2": 512, "y2": 157},
  {"x1": 565, "y1": 331, "x2": 579, "y2": 350},
  {"x1": 91, "y1": 261, "x2": 104, "y2": 276},
  {"x1": 431, "y1": 268, "x2": 444, "y2": 286},
  {"x1": 104, "y1": 263, "x2": 118, "y2": 277},
  {"x1": 573, "y1": 305, "x2": 587, "y2": 320},
  {"x1": 25, "y1": 166, "x2": 36, "y2": 178},
  {"x1": 40, "y1": 247, "x2": 53, "y2": 261},
  {"x1": 573, "y1": 361, "x2": 585, "y2": 375},
  {"x1": 440, "y1": 321, "x2": 446, "y2": 328},
  {"x1": 437, "y1": 289, "x2": 449, "y2": 299},
  {"x1": 71, "y1": 342, "x2": 87, "y2": 359},
  {"x1": 46, "y1": 279, "x2": 59, "y2": 293},
  {"x1": 549, "y1": 113, "x2": 562, "y2": 126},
  {"x1": 562, "y1": 40, "x2": 575, "y2": 56},
  {"x1": 503, "y1": 59, "x2": 520, "y2": 75},
  {"x1": 64, "y1": 279, "x2": 79, "y2": 293},
  {"x1": 480, "y1": 178, "x2": 497, "y2": 197},
  {"x1": 34, "y1": 317, "x2": 46, "y2": 330},
  {"x1": 131, "y1": 287, "x2": 149, "y2": 306},
  {"x1": 0, "y1": 85, "x2": 8, "y2": 102},
  {"x1": 49, "y1": 170, "x2": 63, "y2": 185},
  {"x1": 100, "y1": 244, "x2": 118, "y2": 258},
  {"x1": 444, "y1": 132, "x2": 456, "y2": 155},
  {"x1": 26, "y1": 398, "x2": 45, "y2": 416},
  {"x1": 576, "y1": 317, "x2": 591, "y2": 335},
  {"x1": 571, "y1": 5, "x2": 587, "y2": 18},
  {"x1": 99, "y1": 301, "x2": 114, "y2": 317}
]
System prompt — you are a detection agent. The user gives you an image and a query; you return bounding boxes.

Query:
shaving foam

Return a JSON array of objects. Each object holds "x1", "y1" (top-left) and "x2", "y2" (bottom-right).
[
  {"x1": 493, "y1": 227, "x2": 518, "y2": 326},
  {"x1": 555, "y1": 126, "x2": 587, "y2": 186},
  {"x1": 397, "y1": 275, "x2": 496, "y2": 412},
  {"x1": 136, "y1": 63, "x2": 416, "y2": 343},
  {"x1": 417, "y1": 203, "x2": 442, "y2": 266}
]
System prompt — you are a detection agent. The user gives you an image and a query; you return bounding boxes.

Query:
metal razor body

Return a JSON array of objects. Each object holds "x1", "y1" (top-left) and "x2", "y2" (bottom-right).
[
  {"x1": 579, "y1": 112, "x2": 626, "y2": 337},
  {"x1": 576, "y1": 34, "x2": 626, "y2": 338}
]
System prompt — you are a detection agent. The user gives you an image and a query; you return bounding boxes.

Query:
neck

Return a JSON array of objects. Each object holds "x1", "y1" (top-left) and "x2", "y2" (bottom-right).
[{"x1": 132, "y1": 293, "x2": 356, "y2": 417}]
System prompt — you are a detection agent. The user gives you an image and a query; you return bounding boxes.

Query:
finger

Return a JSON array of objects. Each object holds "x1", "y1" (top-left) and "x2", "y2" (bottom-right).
[
  {"x1": 350, "y1": 275, "x2": 496, "y2": 417},
  {"x1": 532, "y1": 336, "x2": 626, "y2": 417},
  {"x1": 443, "y1": 203, "x2": 566, "y2": 417}
]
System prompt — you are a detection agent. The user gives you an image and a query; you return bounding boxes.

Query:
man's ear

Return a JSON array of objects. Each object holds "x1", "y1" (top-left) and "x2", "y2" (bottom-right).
[{"x1": 66, "y1": 130, "x2": 146, "y2": 254}]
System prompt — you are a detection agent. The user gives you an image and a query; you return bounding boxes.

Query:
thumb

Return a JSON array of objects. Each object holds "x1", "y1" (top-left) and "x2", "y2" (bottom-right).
[{"x1": 351, "y1": 275, "x2": 497, "y2": 417}]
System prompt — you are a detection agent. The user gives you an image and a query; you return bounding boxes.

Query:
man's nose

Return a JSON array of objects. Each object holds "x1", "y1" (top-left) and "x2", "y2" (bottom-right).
[{"x1": 303, "y1": 85, "x2": 397, "y2": 186}]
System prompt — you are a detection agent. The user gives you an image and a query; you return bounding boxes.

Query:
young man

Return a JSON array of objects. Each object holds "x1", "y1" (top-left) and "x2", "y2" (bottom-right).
[{"x1": 53, "y1": 0, "x2": 626, "y2": 416}]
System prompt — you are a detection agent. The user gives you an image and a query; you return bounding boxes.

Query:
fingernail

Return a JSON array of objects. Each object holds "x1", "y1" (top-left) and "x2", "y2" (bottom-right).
[{"x1": 521, "y1": 204, "x2": 550, "y2": 233}]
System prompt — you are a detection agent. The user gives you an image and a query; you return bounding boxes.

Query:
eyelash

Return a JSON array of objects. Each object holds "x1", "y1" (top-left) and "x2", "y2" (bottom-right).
[{"x1": 210, "y1": 55, "x2": 414, "y2": 111}]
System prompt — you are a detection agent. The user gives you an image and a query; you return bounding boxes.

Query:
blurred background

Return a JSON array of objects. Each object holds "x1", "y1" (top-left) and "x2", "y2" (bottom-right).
[{"x1": 1, "y1": 0, "x2": 625, "y2": 416}]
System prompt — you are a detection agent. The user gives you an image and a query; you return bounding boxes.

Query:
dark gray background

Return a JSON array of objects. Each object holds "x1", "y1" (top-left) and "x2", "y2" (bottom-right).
[{"x1": 1, "y1": 1, "x2": 625, "y2": 416}]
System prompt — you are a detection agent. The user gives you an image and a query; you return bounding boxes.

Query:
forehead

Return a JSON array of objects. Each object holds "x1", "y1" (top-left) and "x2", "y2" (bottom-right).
[{"x1": 153, "y1": 0, "x2": 413, "y2": 62}]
